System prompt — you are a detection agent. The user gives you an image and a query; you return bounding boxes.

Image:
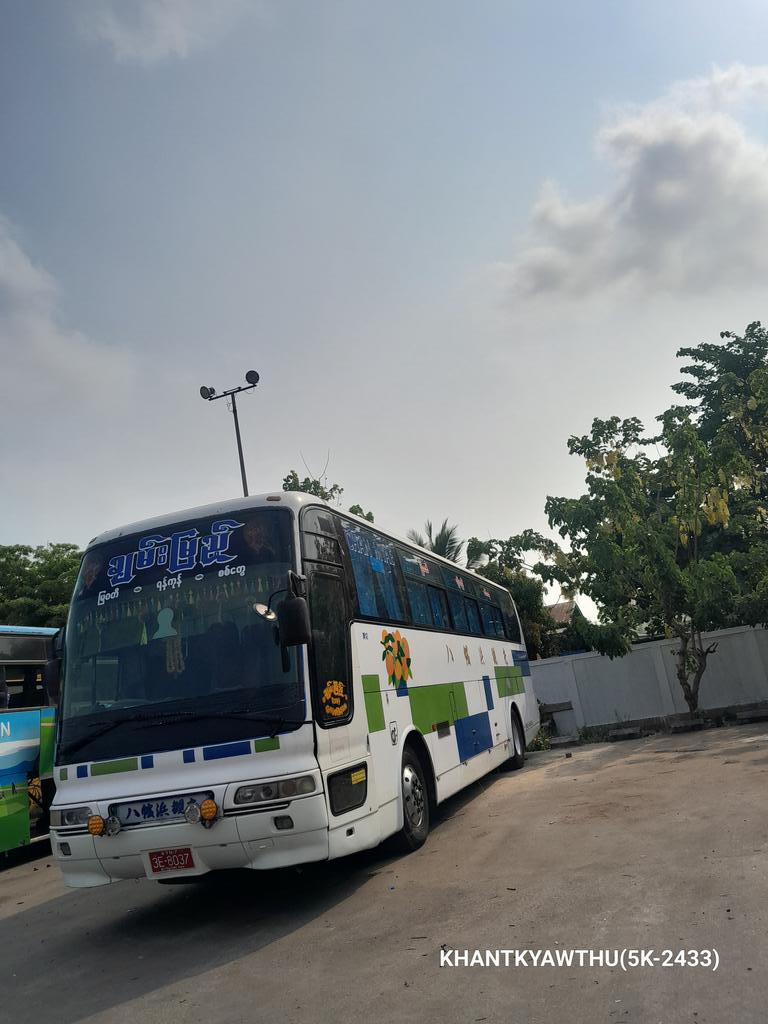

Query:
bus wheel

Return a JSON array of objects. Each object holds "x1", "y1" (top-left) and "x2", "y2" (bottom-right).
[
  {"x1": 393, "y1": 745, "x2": 430, "y2": 852},
  {"x1": 508, "y1": 711, "x2": 526, "y2": 771}
]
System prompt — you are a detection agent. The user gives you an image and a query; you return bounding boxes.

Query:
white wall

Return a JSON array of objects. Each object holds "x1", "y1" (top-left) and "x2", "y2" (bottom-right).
[{"x1": 530, "y1": 625, "x2": 768, "y2": 730}]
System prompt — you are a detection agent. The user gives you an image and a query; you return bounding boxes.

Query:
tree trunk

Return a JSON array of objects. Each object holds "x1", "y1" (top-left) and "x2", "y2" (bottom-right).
[
  {"x1": 672, "y1": 627, "x2": 718, "y2": 716},
  {"x1": 674, "y1": 632, "x2": 698, "y2": 713}
]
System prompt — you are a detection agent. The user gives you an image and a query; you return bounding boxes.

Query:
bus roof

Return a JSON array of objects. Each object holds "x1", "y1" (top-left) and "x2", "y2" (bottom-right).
[
  {"x1": 86, "y1": 491, "x2": 510, "y2": 596},
  {"x1": 0, "y1": 625, "x2": 58, "y2": 636}
]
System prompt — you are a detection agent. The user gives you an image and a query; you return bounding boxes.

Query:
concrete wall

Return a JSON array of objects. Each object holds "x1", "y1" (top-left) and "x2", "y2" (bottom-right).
[{"x1": 530, "y1": 625, "x2": 768, "y2": 732}]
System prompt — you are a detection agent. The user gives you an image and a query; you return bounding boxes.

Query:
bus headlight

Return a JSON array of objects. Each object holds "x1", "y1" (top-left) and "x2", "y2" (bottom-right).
[
  {"x1": 50, "y1": 806, "x2": 94, "y2": 828},
  {"x1": 234, "y1": 775, "x2": 316, "y2": 805}
]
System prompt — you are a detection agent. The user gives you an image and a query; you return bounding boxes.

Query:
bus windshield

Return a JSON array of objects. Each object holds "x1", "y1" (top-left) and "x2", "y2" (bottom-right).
[{"x1": 59, "y1": 507, "x2": 304, "y2": 764}]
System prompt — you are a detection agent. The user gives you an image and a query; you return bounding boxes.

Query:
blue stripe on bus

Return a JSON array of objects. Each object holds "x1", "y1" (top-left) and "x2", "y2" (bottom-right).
[
  {"x1": 141, "y1": 755, "x2": 154, "y2": 769},
  {"x1": 182, "y1": 749, "x2": 195, "y2": 763},
  {"x1": 482, "y1": 675, "x2": 494, "y2": 711},
  {"x1": 202, "y1": 740, "x2": 251, "y2": 761},
  {"x1": 454, "y1": 712, "x2": 493, "y2": 762},
  {"x1": 76, "y1": 765, "x2": 88, "y2": 778},
  {"x1": 512, "y1": 650, "x2": 531, "y2": 676}
]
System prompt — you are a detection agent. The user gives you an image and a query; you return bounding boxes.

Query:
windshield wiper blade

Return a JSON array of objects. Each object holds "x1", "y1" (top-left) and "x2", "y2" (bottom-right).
[
  {"x1": 60, "y1": 711, "x2": 309, "y2": 756},
  {"x1": 141, "y1": 711, "x2": 309, "y2": 736},
  {"x1": 58, "y1": 718, "x2": 133, "y2": 756}
]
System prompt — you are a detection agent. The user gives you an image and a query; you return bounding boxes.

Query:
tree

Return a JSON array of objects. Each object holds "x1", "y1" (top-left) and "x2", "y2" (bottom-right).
[
  {"x1": 282, "y1": 469, "x2": 343, "y2": 504},
  {"x1": 407, "y1": 519, "x2": 469, "y2": 563},
  {"x1": 537, "y1": 401, "x2": 767, "y2": 714},
  {"x1": 282, "y1": 470, "x2": 374, "y2": 521},
  {"x1": 0, "y1": 543, "x2": 82, "y2": 627},
  {"x1": 672, "y1": 322, "x2": 768, "y2": 625},
  {"x1": 348, "y1": 504, "x2": 375, "y2": 523}
]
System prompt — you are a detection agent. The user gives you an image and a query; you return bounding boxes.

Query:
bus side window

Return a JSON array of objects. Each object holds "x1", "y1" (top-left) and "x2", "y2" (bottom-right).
[
  {"x1": 428, "y1": 586, "x2": 450, "y2": 629},
  {"x1": 406, "y1": 579, "x2": 433, "y2": 626},
  {"x1": 499, "y1": 593, "x2": 522, "y2": 643},
  {"x1": 341, "y1": 522, "x2": 405, "y2": 622},
  {"x1": 479, "y1": 601, "x2": 505, "y2": 638},
  {"x1": 447, "y1": 591, "x2": 468, "y2": 632},
  {"x1": 464, "y1": 597, "x2": 482, "y2": 635},
  {"x1": 479, "y1": 602, "x2": 497, "y2": 637},
  {"x1": 308, "y1": 570, "x2": 353, "y2": 727}
]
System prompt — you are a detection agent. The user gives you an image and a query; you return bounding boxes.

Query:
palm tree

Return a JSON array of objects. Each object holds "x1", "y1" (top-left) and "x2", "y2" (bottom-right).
[{"x1": 407, "y1": 519, "x2": 465, "y2": 563}]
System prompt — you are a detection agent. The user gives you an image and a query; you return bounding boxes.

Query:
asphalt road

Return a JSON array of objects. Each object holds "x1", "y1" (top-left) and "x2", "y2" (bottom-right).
[{"x1": 2, "y1": 724, "x2": 767, "y2": 1024}]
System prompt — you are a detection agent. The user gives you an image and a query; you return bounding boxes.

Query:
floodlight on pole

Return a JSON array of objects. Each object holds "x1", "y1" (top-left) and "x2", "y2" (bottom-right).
[{"x1": 198, "y1": 371, "x2": 260, "y2": 497}]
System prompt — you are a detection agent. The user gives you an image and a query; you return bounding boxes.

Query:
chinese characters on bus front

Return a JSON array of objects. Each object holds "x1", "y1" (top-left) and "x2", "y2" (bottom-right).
[{"x1": 120, "y1": 796, "x2": 198, "y2": 823}]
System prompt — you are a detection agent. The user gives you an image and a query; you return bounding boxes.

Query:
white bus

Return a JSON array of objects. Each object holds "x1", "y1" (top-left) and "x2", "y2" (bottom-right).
[{"x1": 48, "y1": 492, "x2": 539, "y2": 886}]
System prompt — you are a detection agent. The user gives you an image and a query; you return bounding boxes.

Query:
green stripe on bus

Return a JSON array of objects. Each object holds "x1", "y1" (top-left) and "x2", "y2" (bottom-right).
[
  {"x1": 253, "y1": 737, "x2": 280, "y2": 753},
  {"x1": 494, "y1": 665, "x2": 524, "y2": 697},
  {"x1": 59, "y1": 767, "x2": 68, "y2": 782},
  {"x1": 91, "y1": 757, "x2": 139, "y2": 776},
  {"x1": 362, "y1": 674, "x2": 386, "y2": 733},
  {"x1": 408, "y1": 682, "x2": 468, "y2": 735},
  {"x1": 39, "y1": 720, "x2": 56, "y2": 777}
]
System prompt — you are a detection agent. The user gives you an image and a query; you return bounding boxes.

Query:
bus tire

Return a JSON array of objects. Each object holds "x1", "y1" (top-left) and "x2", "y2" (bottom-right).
[
  {"x1": 508, "y1": 710, "x2": 526, "y2": 771},
  {"x1": 392, "y1": 744, "x2": 430, "y2": 852}
]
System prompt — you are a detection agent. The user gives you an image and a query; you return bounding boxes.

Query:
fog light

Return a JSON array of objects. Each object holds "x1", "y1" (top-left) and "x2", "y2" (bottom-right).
[
  {"x1": 184, "y1": 802, "x2": 202, "y2": 824},
  {"x1": 273, "y1": 815, "x2": 293, "y2": 830},
  {"x1": 87, "y1": 815, "x2": 106, "y2": 836},
  {"x1": 105, "y1": 815, "x2": 122, "y2": 837},
  {"x1": 200, "y1": 798, "x2": 218, "y2": 822}
]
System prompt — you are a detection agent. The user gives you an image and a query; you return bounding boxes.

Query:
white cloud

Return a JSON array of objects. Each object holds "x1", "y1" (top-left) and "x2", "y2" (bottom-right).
[
  {"x1": 0, "y1": 214, "x2": 242, "y2": 546},
  {"x1": 497, "y1": 65, "x2": 768, "y2": 302},
  {"x1": 0, "y1": 218, "x2": 57, "y2": 313},
  {"x1": 0, "y1": 217, "x2": 134, "y2": 406},
  {"x1": 81, "y1": 0, "x2": 256, "y2": 63}
]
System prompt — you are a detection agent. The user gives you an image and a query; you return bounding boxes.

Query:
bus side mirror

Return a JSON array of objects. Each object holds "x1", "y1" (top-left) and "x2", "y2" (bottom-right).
[
  {"x1": 44, "y1": 659, "x2": 61, "y2": 700},
  {"x1": 276, "y1": 595, "x2": 311, "y2": 648}
]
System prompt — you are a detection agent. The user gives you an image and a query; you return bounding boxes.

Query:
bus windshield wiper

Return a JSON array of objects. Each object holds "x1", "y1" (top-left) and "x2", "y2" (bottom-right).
[
  {"x1": 58, "y1": 717, "x2": 135, "y2": 756},
  {"x1": 141, "y1": 711, "x2": 310, "y2": 736},
  {"x1": 60, "y1": 711, "x2": 309, "y2": 757}
]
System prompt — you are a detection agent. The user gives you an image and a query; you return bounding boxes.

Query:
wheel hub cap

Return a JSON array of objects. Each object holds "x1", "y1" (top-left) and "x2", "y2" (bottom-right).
[{"x1": 402, "y1": 765, "x2": 425, "y2": 827}]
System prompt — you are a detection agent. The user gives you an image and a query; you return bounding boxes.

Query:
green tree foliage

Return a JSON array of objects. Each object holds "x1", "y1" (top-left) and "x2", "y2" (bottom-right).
[
  {"x1": 347, "y1": 504, "x2": 375, "y2": 523},
  {"x1": 672, "y1": 322, "x2": 768, "y2": 624},
  {"x1": 0, "y1": 543, "x2": 82, "y2": 627},
  {"x1": 535, "y1": 341, "x2": 768, "y2": 712},
  {"x1": 407, "y1": 519, "x2": 466, "y2": 563},
  {"x1": 282, "y1": 470, "x2": 374, "y2": 521},
  {"x1": 282, "y1": 469, "x2": 344, "y2": 504}
]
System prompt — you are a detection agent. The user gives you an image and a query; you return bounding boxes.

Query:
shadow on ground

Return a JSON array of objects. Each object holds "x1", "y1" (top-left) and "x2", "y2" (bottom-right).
[{"x1": 2, "y1": 771, "x2": 505, "y2": 1024}]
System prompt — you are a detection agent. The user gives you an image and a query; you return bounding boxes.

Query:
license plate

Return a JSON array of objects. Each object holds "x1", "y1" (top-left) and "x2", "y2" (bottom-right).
[
  {"x1": 114, "y1": 792, "x2": 211, "y2": 827},
  {"x1": 149, "y1": 848, "x2": 194, "y2": 874}
]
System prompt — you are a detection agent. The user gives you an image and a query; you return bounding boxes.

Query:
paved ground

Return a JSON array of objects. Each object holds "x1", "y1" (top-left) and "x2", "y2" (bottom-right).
[{"x1": 2, "y1": 724, "x2": 767, "y2": 1024}]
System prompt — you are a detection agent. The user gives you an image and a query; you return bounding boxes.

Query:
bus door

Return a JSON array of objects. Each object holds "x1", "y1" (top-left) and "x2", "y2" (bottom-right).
[{"x1": 305, "y1": 565, "x2": 373, "y2": 832}]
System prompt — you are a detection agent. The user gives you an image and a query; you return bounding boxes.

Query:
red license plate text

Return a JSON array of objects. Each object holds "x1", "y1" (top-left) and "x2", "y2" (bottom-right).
[{"x1": 149, "y1": 847, "x2": 194, "y2": 874}]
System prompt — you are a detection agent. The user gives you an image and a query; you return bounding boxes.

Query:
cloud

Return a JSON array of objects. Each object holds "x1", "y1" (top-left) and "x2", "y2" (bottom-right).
[
  {"x1": 0, "y1": 216, "x2": 135, "y2": 412},
  {"x1": 81, "y1": 0, "x2": 256, "y2": 63},
  {"x1": 497, "y1": 65, "x2": 768, "y2": 302},
  {"x1": 0, "y1": 219, "x2": 57, "y2": 313},
  {"x1": 0, "y1": 213, "x2": 242, "y2": 547}
]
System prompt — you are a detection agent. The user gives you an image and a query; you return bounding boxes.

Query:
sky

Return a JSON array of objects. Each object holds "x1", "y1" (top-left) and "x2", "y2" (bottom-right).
[{"x1": 3, "y1": 2, "x2": 768, "y2": 583}]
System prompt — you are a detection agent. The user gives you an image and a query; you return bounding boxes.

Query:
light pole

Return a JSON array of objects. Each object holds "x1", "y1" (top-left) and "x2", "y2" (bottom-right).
[{"x1": 199, "y1": 370, "x2": 260, "y2": 497}]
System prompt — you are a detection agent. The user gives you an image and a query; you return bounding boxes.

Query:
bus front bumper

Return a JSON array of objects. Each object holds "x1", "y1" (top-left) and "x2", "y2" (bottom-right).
[{"x1": 51, "y1": 793, "x2": 330, "y2": 887}]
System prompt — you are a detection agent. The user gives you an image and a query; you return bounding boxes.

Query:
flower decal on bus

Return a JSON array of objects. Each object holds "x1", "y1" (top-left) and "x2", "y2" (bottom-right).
[
  {"x1": 322, "y1": 680, "x2": 350, "y2": 719},
  {"x1": 380, "y1": 629, "x2": 413, "y2": 689}
]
